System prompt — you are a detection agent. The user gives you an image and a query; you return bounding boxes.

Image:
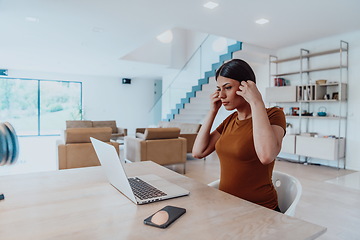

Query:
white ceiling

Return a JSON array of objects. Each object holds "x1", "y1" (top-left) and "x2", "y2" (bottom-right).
[{"x1": 0, "y1": 0, "x2": 359, "y2": 79}]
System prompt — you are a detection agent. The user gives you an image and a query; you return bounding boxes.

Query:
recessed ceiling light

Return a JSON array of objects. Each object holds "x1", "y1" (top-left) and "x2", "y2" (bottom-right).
[
  {"x1": 203, "y1": 1, "x2": 219, "y2": 9},
  {"x1": 25, "y1": 17, "x2": 39, "y2": 22},
  {"x1": 156, "y1": 30, "x2": 173, "y2": 43},
  {"x1": 255, "y1": 18, "x2": 269, "y2": 25},
  {"x1": 92, "y1": 27, "x2": 104, "y2": 33}
]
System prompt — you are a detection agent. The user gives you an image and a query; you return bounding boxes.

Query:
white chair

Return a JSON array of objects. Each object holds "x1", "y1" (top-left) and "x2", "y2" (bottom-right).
[{"x1": 207, "y1": 171, "x2": 302, "y2": 216}]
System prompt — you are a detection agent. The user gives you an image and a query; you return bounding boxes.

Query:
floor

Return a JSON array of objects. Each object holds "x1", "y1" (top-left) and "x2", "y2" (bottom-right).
[{"x1": 171, "y1": 153, "x2": 360, "y2": 240}]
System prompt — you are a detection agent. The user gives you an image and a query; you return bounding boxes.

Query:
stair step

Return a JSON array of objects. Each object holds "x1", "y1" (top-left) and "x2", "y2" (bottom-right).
[
  {"x1": 195, "y1": 91, "x2": 213, "y2": 98},
  {"x1": 174, "y1": 115, "x2": 204, "y2": 122},
  {"x1": 189, "y1": 97, "x2": 209, "y2": 104},
  {"x1": 179, "y1": 108, "x2": 208, "y2": 115},
  {"x1": 165, "y1": 41, "x2": 242, "y2": 122},
  {"x1": 171, "y1": 118, "x2": 202, "y2": 123},
  {"x1": 201, "y1": 81, "x2": 216, "y2": 91},
  {"x1": 184, "y1": 103, "x2": 209, "y2": 109}
]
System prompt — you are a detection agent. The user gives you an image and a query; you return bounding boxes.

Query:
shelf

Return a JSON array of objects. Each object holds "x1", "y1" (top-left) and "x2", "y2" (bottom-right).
[
  {"x1": 269, "y1": 40, "x2": 348, "y2": 166},
  {"x1": 271, "y1": 48, "x2": 348, "y2": 63},
  {"x1": 272, "y1": 71, "x2": 301, "y2": 77},
  {"x1": 272, "y1": 65, "x2": 347, "y2": 77},
  {"x1": 318, "y1": 82, "x2": 341, "y2": 87},
  {"x1": 268, "y1": 99, "x2": 342, "y2": 103},
  {"x1": 298, "y1": 100, "x2": 339, "y2": 103},
  {"x1": 297, "y1": 83, "x2": 347, "y2": 101},
  {"x1": 266, "y1": 83, "x2": 347, "y2": 102},
  {"x1": 285, "y1": 115, "x2": 346, "y2": 120}
]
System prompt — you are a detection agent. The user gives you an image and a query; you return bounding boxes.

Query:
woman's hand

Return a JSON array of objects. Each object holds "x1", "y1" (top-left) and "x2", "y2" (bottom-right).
[
  {"x1": 236, "y1": 81, "x2": 263, "y2": 106},
  {"x1": 210, "y1": 90, "x2": 222, "y2": 112}
]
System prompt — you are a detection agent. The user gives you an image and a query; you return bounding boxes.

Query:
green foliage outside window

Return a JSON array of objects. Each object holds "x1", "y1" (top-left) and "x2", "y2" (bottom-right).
[{"x1": 0, "y1": 77, "x2": 82, "y2": 136}]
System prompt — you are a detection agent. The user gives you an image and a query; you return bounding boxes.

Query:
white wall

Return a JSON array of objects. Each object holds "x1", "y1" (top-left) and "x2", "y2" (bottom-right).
[
  {"x1": 84, "y1": 76, "x2": 157, "y2": 134},
  {"x1": 5, "y1": 69, "x2": 156, "y2": 135}
]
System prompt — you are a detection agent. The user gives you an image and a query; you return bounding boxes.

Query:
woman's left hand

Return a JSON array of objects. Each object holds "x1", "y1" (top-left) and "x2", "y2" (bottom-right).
[{"x1": 236, "y1": 81, "x2": 263, "y2": 106}]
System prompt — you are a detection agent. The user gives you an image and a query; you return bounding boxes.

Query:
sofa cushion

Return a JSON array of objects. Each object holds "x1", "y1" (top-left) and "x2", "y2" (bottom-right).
[
  {"x1": 142, "y1": 128, "x2": 180, "y2": 140},
  {"x1": 65, "y1": 127, "x2": 112, "y2": 143},
  {"x1": 66, "y1": 120, "x2": 93, "y2": 129},
  {"x1": 93, "y1": 121, "x2": 118, "y2": 133},
  {"x1": 158, "y1": 121, "x2": 200, "y2": 134},
  {"x1": 177, "y1": 123, "x2": 201, "y2": 134}
]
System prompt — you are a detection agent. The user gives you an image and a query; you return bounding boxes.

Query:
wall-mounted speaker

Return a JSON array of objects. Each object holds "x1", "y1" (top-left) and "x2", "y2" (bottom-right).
[{"x1": 122, "y1": 78, "x2": 131, "y2": 84}]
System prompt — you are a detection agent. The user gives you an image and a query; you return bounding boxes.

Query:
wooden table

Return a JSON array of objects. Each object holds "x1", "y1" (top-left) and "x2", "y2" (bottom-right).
[{"x1": 0, "y1": 161, "x2": 326, "y2": 239}]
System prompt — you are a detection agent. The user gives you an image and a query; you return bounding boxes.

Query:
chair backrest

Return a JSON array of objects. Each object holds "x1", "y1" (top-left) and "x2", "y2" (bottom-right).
[
  {"x1": 59, "y1": 127, "x2": 118, "y2": 170},
  {"x1": 65, "y1": 127, "x2": 112, "y2": 143},
  {"x1": 208, "y1": 171, "x2": 302, "y2": 216},
  {"x1": 272, "y1": 171, "x2": 302, "y2": 216}
]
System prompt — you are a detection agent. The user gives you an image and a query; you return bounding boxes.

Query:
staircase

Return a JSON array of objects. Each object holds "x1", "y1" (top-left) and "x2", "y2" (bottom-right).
[{"x1": 165, "y1": 41, "x2": 242, "y2": 123}]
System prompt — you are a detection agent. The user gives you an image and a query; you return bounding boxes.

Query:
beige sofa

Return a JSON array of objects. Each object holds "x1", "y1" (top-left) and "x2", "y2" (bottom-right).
[
  {"x1": 58, "y1": 127, "x2": 120, "y2": 169},
  {"x1": 66, "y1": 120, "x2": 127, "y2": 140},
  {"x1": 136, "y1": 121, "x2": 201, "y2": 153},
  {"x1": 125, "y1": 128, "x2": 187, "y2": 173}
]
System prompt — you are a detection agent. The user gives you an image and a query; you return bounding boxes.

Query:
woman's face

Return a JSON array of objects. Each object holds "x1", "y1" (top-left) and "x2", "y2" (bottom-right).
[{"x1": 216, "y1": 76, "x2": 246, "y2": 110}]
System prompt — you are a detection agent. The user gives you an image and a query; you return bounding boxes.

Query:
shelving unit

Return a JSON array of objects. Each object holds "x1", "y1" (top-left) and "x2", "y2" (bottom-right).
[{"x1": 266, "y1": 40, "x2": 349, "y2": 168}]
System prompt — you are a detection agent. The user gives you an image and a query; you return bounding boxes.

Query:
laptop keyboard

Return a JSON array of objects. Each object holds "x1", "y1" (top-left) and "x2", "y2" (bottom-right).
[{"x1": 128, "y1": 177, "x2": 167, "y2": 200}]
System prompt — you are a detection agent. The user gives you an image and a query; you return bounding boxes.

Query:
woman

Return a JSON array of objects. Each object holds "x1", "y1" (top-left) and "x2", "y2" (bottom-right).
[{"x1": 192, "y1": 59, "x2": 286, "y2": 211}]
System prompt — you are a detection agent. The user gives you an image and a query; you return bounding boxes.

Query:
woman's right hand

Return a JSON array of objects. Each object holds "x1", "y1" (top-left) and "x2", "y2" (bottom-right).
[{"x1": 210, "y1": 90, "x2": 222, "y2": 112}]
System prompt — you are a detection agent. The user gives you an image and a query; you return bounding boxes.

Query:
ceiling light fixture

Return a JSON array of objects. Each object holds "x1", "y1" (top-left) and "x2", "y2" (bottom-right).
[
  {"x1": 92, "y1": 27, "x2": 104, "y2": 33},
  {"x1": 25, "y1": 16, "x2": 40, "y2": 22},
  {"x1": 203, "y1": 1, "x2": 219, "y2": 9},
  {"x1": 156, "y1": 30, "x2": 173, "y2": 43},
  {"x1": 255, "y1": 18, "x2": 269, "y2": 25}
]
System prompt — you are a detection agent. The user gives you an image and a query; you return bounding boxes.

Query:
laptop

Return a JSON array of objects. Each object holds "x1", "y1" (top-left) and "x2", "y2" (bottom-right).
[{"x1": 90, "y1": 137, "x2": 189, "y2": 205}]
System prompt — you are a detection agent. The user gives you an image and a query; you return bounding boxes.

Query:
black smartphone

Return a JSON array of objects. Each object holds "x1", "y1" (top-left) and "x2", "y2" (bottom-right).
[{"x1": 144, "y1": 205, "x2": 186, "y2": 229}]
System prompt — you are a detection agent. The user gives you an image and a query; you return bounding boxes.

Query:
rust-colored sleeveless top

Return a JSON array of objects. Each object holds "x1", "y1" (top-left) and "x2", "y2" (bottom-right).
[{"x1": 215, "y1": 107, "x2": 286, "y2": 210}]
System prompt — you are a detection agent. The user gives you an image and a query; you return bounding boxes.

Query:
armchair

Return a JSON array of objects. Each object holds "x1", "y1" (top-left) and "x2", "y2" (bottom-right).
[
  {"x1": 158, "y1": 121, "x2": 201, "y2": 153},
  {"x1": 138, "y1": 122, "x2": 201, "y2": 153},
  {"x1": 125, "y1": 128, "x2": 187, "y2": 173},
  {"x1": 58, "y1": 127, "x2": 120, "y2": 169},
  {"x1": 92, "y1": 121, "x2": 127, "y2": 141}
]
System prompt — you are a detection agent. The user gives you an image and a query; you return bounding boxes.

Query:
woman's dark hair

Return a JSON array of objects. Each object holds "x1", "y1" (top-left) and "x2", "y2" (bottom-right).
[{"x1": 215, "y1": 59, "x2": 256, "y2": 83}]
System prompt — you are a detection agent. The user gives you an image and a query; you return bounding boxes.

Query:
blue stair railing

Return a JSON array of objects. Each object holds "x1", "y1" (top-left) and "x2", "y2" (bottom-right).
[{"x1": 165, "y1": 41, "x2": 242, "y2": 121}]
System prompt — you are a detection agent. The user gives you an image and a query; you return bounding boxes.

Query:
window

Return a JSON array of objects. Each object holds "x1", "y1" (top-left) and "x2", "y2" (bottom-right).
[{"x1": 0, "y1": 77, "x2": 82, "y2": 136}]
